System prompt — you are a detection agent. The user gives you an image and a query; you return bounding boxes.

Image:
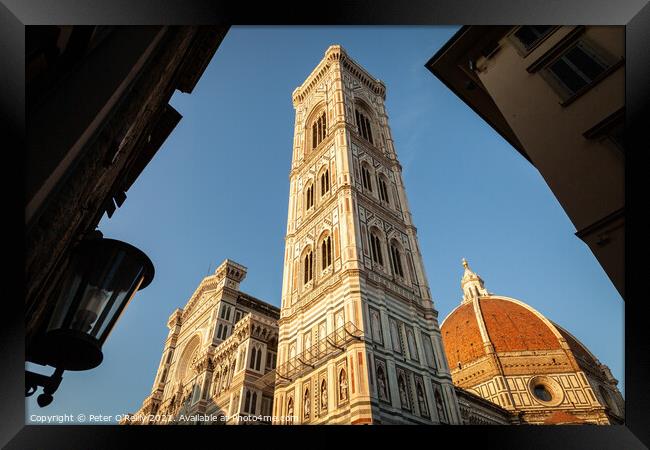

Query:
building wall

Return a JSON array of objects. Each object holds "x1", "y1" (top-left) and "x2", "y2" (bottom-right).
[
  {"x1": 274, "y1": 45, "x2": 460, "y2": 425},
  {"x1": 472, "y1": 26, "x2": 625, "y2": 294},
  {"x1": 25, "y1": 26, "x2": 228, "y2": 349}
]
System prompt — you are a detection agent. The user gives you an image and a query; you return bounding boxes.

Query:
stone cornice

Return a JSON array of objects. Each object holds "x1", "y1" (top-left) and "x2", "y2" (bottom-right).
[
  {"x1": 292, "y1": 45, "x2": 345, "y2": 107},
  {"x1": 292, "y1": 45, "x2": 386, "y2": 108},
  {"x1": 342, "y1": 56, "x2": 386, "y2": 100}
]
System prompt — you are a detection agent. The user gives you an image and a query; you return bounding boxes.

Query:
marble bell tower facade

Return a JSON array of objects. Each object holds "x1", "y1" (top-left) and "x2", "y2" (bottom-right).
[{"x1": 272, "y1": 45, "x2": 461, "y2": 425}]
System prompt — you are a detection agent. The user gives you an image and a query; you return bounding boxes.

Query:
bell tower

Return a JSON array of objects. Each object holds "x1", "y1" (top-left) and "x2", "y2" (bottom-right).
[{"x1": 273, "y1": 45, "x2": 461, "y2": 424}]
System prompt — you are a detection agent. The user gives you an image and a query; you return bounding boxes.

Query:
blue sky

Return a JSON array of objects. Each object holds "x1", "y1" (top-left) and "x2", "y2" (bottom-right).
[{"x1": 26, "y1": 26, "x2": 624, "y2": 422}]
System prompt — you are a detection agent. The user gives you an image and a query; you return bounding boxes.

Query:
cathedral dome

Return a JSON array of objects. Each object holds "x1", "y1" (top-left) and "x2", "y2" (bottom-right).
[{"x1": 441, "y1": 296, "x2": 563, "y2": 370}]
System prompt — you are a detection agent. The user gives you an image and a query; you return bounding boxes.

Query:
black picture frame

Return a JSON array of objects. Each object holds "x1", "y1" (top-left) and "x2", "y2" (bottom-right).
[{"x1": 1, "y1": 0, "x2": 647, "y2": 448}]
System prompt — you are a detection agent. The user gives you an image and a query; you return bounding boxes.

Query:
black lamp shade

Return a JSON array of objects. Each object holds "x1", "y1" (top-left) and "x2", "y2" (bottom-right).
[{"x1": 43, "y1": 238, "x2": 154, "y2": 371}]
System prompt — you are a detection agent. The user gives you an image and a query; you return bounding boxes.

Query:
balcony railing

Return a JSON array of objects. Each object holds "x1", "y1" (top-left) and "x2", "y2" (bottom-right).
[{"x1": 253, "y1": 321, "x2": 364, "y2": 390}]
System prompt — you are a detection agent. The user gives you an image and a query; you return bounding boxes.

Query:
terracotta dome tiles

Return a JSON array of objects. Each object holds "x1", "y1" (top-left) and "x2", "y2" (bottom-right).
[
  {"x1": 479, "y1": 298, "x2": 562, "y2": 353},
  {"x1": 442, "y1": 297, "x2": 563, "y2": 368},
  {"x1": 441, "y1": 302, "x2": 485, "y2": 369}
]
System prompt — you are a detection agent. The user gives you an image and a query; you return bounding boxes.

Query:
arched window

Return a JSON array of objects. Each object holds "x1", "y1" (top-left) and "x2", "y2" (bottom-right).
[
  {"x1": 250, "y1": 347, "x2": 257, "y2": 369},
  {"x1": 305, "y1": 183, "x2": 314, "y2": 210},
  {"x1": 361, "y1": 164, "x2": 373, "y2": 192},
  {"x1": 251, "y1": 392, "x2": 258, "y2": 414},
  {"x1": 303, "y1": 250, "x2": 313, "y2": 284},
  {"x1": 369, "y1": 230, "x2": 384, "y2": 266},
  {"x1": 378, "y1": 175, "x2": 390, "y2": 203},
  {"x1": 389, "y1": 240, "x2": 404, "y2": 278},
  {"x1": 312, "y1": 111, "x2": 327, "y2": 149},
  {"x1": 244, "y1": 389, "x2": 252, "y2": 413},
  {"x1": 255, "y1": 346, "x2": 262, "y2": 371},
  {"x1": 355, "y1": 109, "x2": 374, "y2": 144},
  {"x1": 321, "y1": 235, "x2": 332, "y2": 270},
  {"x1": 320, "y1": 168, "x2": 330, "y2": 196}
]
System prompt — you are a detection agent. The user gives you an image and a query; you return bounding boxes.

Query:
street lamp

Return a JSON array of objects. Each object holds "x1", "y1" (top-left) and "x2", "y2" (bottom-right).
[{"x1": 26, "y1": 235, "x2": 154, "y2": 407}]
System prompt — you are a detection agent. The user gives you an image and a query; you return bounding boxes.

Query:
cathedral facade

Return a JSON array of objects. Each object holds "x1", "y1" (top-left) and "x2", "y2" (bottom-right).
[
  {"x1": 123, "y1": 260, "x2": 280, "y2": 425},
  {"x1": 272, "y1": 45, "x2": 460, "y2": 425}
]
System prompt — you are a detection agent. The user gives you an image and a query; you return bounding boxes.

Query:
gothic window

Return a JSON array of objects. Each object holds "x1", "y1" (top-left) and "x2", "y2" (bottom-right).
[
  {"x1": 321, "y1": 235, "x2": 332, "y2": 270},
  {"x1": 160, "y1": 368, "x2": 168, "y2": 384},
  {"x1": 361, "y1": 163, "x2": 373, "y2": 192},
  {"x1": 389, "y1": 240, "x2": 404, "y2": 278},
  {"x1": 220, "y1": 304, "x2": 231, "y2": 320},
  {"x1": 266, "y1": 351, "x2": 277, "y2": 369},
  {"x1": 217, "y1": 324, "x2": 228, "y2": 340},
  {"x1": 398, "y1": 373, "x2": 410, "y2": 410},
  {"x1": 305, "y1": 183, "x2": 314, "y2": 210},
  {"x1": 435, "y1": 389, "x2": 448, "y2": 423},
  {"x1": 390, "y1": 319, "x2": 402, "y2": 354},
  {"x1": 244, "y1": 390, "x2": 252, "y2": 413},
  {"x1": 289, "y1": 342, "x2": 297, "y2": 361},
  {"x1": 234, "y1": 310, "x2": 243, "y2": 323},
  {"x1": 251, "y1": 392, "x2": 258, "y2": 414},
  {"x1": 303, "y1": 249, "x2": 314, "y2": 284},
  {"x1": 255, "y1": 346, "x2": 262, "y2": 371},
  {"x1": 165, "y1": 349, "x2": 174, "y2": 364},
  {"x1": 416, "y1": 380, "x2": 429, "y2": 418},
  {"x1": 250, "y1": 347, "x2": 257, "y2": 369},
  {"x1": 312, "y1": 111, "x2": 327, "y2": 149},
  {"x1": 320, "y1": 168, "x2": 330, "y2": 196},
  {"x1": 355, "y1": 109, "x2": 374, "y2": 144},
  {"x1": 378, "y1": 175, "x2": 390, "y2": 204},
  {"x1": 369, "y1": 230, "x2": 384, "y2": 266},
  {"x1": 303, "y1": 388, "x2": 311, "y2": 420}
]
